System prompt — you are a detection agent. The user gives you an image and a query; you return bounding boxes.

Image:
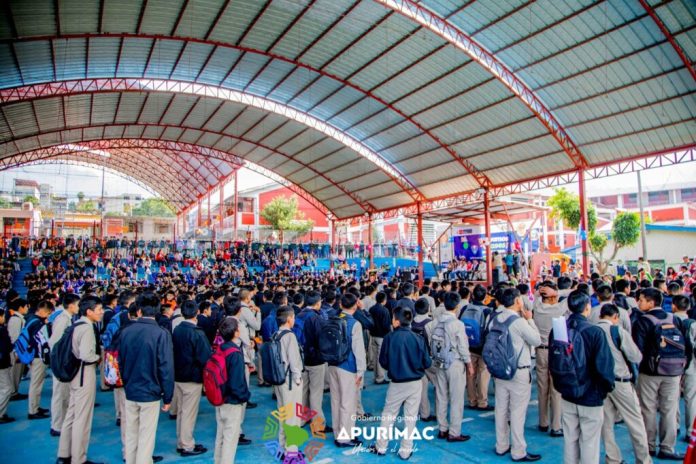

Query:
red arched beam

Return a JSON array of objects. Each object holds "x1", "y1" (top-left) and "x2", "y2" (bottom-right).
[
  {"x1": 377, "y1": 0, "x2": 590, "y2": 169},
  {"x1": 0, "y1": 32, "x2": 492, "y2": 188},
  {"x1": 0, "y1": 78, "x2": 424, "y2": 204},
  {"x1": 638, "y1": 0, "x2": 696, "y2": 82},
  {"x1": 0, "y1": 136, "x2": 334, "y2": 216}
]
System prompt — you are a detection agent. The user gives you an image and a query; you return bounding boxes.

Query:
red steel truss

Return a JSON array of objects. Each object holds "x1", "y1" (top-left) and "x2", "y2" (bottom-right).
[
  {"x1": 378, "y1": 0, "x2": 590, "y2": 170},
  {"x1": 638, "y1": 0, "x2": 696, "y2": 83},
  {"x1": 0, "y1": 138, "x2": 330, "y2": 215},
  {"x1": 0, "y1": 78, "x2": 424, "y2": 203}
]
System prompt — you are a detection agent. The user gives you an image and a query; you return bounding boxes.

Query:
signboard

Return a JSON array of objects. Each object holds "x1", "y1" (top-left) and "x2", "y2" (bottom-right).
[
  {"x1": 104, "y1": 218, "x2": 124, "y2": 236},
  {"x1": 453, "y1": 232, "x2": 514, "y2": 259},
  {"x1": 439, "y1": 239, "x2": 453, "y2": 264}
]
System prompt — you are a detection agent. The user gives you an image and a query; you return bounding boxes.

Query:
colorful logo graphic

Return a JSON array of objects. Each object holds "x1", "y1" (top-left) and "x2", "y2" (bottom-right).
[{"x1": 263, "y1": 402, "x2": 326, "y2": 463}]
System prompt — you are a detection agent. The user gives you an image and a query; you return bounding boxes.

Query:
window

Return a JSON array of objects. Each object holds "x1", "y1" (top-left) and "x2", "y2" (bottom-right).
[
  {"x1": 593, "y1": 195, "x2": 618, "y2": 208},
  {"x1": 682, "y1": 188, "x2": 696, "y2": 202},
  {"x1": 622, "y1": 193, "x2": 637, "y2": 208},
  {"x1": 648, "y1": 190, "x2": 669, "y2": 206},
  {"x1": 240, "y1": 197, "x2": 254, "y2": 213}
]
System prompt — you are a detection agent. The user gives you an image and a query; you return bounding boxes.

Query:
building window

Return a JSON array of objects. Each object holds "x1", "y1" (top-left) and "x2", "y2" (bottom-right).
[
  {"x1": 623, "y1": 193, "x2": 638, "y2": 208},
  {"x1": 682, "y1": 188, "x2": 696, "y2": 202},
  {"x1": 647, "y1": 190, "x2": 669, "y2": 206},
  {"x1": 240, "y1": 197, "x2": 254, "y2": 213}
]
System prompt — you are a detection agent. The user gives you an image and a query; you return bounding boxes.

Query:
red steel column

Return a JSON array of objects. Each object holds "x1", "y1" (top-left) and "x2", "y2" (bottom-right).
[
  {"x1": 51, "y1": 219, "x2": 55, "y2": 237},
  {"x1": 417, "y1": 203, "x2": 424, "y2": 287},
  {"x1": 368, "y1": 215, "x2": 374, "y2": 271},
  {"x1": 207, "y1": 191, "x2": 212, "y2": 228},
  {"x1": 219, "y1": 185, "x2": 224, "y2": 237},
  {"x1": 578, "y1": 169, "x2": 590, "y2": 279},
  {"x1": 197, "y1": 200, "x2": 202, "y2": 228},
  {"x1": 484, "y1": 189, "x2": 493, "y2": 286},
  {"x1": 330, "y1": 219, "x2": 336, "y2": 271},
  {"x1": 233, "y1": 172, "x2": 238, "y2": 241}
]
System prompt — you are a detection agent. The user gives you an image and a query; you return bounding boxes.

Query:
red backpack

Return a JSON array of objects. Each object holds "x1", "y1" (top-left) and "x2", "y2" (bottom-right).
[{"x1": 203, "y1": 345, "x2": 240, "y2": 406}]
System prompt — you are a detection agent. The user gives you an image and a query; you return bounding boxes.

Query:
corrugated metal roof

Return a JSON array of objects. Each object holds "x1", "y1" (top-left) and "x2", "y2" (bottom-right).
[{"x1": 0, "y1": 0, "x2": 693, "y2": 218}]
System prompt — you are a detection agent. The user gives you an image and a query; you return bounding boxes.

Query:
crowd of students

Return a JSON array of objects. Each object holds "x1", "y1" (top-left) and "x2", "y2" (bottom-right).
[{"x1": 2, "y1": 244, "x2": 696, "y2": 464}]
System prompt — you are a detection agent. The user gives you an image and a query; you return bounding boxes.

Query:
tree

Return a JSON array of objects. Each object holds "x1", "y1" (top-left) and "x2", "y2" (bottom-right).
[
  {"x1": 547, "y1": 188, "x2": 641, "y2": 274},
  {"x1": 23, "y1": 195, "x2": 39, "y2": 207},
  {"x1": 131, "y1": 198, "x2": 175, "y2": 217},
  {"x1": 77, "y1": 192, "x2": 85, "y2": 202},
  {"x1": 260, "y1": 196, "x2": 314, "y2": 244},
  {"x1": 76, "y1": 199, "x2": 98, "y2": 213},
  {"x1": 0, "y1": 197, "x2": 10, "y2": 208},
  {"x1": 589, "y1": 212, "x2": 642, "y2": 274}
]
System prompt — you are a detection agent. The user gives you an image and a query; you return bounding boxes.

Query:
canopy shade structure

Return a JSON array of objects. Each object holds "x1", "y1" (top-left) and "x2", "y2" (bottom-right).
[{"x1": 0, "y1": 0, "x2": 694, "y2": 217}]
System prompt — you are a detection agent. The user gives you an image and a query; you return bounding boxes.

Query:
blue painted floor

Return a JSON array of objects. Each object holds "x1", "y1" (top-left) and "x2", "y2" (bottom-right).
[{"x1": 1, "y1": 367, "x2": 689, "y2": 463}]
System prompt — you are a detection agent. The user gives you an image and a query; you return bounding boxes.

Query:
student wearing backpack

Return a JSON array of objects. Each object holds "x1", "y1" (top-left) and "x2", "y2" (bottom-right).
[
  {"x1": 272, "y1": 306, "x2": 304, "y2": 455},
  {"x1": 48, "y1": 293, "x2": 80, "y2": 436},
  {"x1": 0, "y1": 308, "x2": 15, "y2": 424},
  {"x1": 298, "y1": 291, "x2": 330, "y2": 431},
  {"x1": 675, "y1": 295, "x2": 696, "y2": 439},
  {"x1": 326, "y1": 292, "x2": 366, "y2": 447},
  {"x1": 118, "y1": 292, "x2": 174, "y2": 464},
  {"x1": 550, "y1": 290, "x2": 614, "y2": 464},
  {"x1": 426, "y1": 291, "x2": 474, "y2": 442},
  {"x1": 532, "y1": 281, "x2": 567, "y2": 436},
  {"x1": 25, "y1": 299, "x2": 54, "y2": 420},
  {"x1": 484, "y1": 288, "x2": 541, "y2": 461},
  {"x1": 462, "y1": 285, "x2": 492, "y2": 411},
  {"x1": 596, "y1": 304, "x2": 651, "y2": 464},
  {"x1": 99, "y1": 293, "x2": 118, "y2": 391},
  {"x1": 632, "y1": 287, "x2": 686, "y2": 460},
  {"x1": 368, "y1": 291, "x2": 391, "y2": 385},
  {"x1": 213, "y1": 317, "x2": 250, "y2": 464},
  {"x1": 369, "y1": 305, "x2": 432, "y2": 459},
  {"x1": 590, "y1": 284, "x2": 631, "y2": 334},
  {"x1": 172, "y1": 300, "x2": 212, "y2": 457},
  {"x1": 7, "y1": 298, "x2": 29, "y2": 400},
  {"x1": 413, "y1": 298, "x2": 437, "y2": 422},
  {"x1": 56, "y1": 295, "x2": 104, "y2": 464}
]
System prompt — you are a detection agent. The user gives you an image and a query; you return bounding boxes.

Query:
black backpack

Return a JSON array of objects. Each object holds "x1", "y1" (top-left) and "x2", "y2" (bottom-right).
[
  {"x1": 550, "y1": 318, "x2": 590, "y2": 399},
  {"x1": 260, "y1": 330, "x2": 291, "y2": 387},
  {"x1": 318, "y1": 314, "x2": 350, "y2": 365},
  {"x1": 411, "y1": 317, "x2": 431, "y2": 347},
  {"x1": 50, "y1": 322, "x2": 87, "y2": 383}
]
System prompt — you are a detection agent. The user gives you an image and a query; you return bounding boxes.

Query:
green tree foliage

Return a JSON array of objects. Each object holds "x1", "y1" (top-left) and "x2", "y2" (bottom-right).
[
  {"x1": 260, "y1": 196, "x2": 314, "y2": 243},
  {"x1": 131, "y1": 198, "x2": 175, "y2": 217},
  {"x1": 76, "y1": 199, "x2": 98, "y2": 213},
  {"x1": 77, "y1": 192, "x2": 85, "y2": 202},
  {"x1": 0, "y1": 197, "x2": 10, "y2": 208},
  {"x1": 548, "y1": 188, "x2": 641, "y2": 274},
  {"x1": 23, "y1": 195, "x2": 39, "y2": 207}
]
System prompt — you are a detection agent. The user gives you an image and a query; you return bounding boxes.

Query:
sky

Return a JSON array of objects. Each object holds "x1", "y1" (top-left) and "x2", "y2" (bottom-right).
[{"x1": 0, "y1": 159, "x2": 695, "y2": 204}]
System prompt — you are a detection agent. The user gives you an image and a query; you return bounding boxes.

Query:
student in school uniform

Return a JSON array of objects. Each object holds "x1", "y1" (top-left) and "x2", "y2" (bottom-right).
[
  {"x1": 597, "y1": 304, "x2": 651, "y2": 464},
  {"x1": 369, "y1": 305, "x2": 431, "y2": 459},
  {"x1": 172, "y1": 300, "x2": 212, "y2": 457},
  {"x1": 49, "y1": 294, "x2": 80, "y2": 436},
  {"x1": 118, "y1": 292, "x2": 174, "y2": 464},
  {"x1": 56, "y1": 295, "x2": 104, "y2": 464},
  {"x1": 489, "y1": 288, "x2": 542, "y2": 462},
  {"x1": 426, "y1": 291, "x2": 474, "y2": 442},
  {"x1": 213, "y1": 317, "x2": 250, "y2": 464},
  {"x1": 7, "y1": 298, "x2": 29, "y2": 400},
  {"x1": 329, "y1": 293, "x2": 366, "y2": 448},
  {"x1": 0, "y1": 308, "x2": 15, "y2": 423},
  {"x1": 368, "y1": 291, "x2": 392, "y2": 385},
  {"x1": 26, "y1": 299, "x2": 54, "y2": 420},
  {"x1": 273, "y1": 305, "x2": 304, "y2": 456},
  {"x1": 412, "y1": 297, "x2": 437, "y2": 422},
  {"x1": 298, "y1": 291, "x2": 331, "y2": 432}
]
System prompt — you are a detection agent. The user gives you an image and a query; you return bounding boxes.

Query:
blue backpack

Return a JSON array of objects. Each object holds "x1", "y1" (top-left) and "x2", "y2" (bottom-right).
[
  {"x1": 293, "y1": 310, "x2": 313, "y2": 347},
  {"x1": 48, "y1": 309, "x2": 64, "y2": 326},
  {"x1": 482, "y1": 313, "x2": 520, "y2": 380},
  {"x1": 459, "y1": 304, "x2": 488, "y2": 349},
  {"x1": 14, "y1": 318, "x2": 42, "y2": 365},
  {"x1": 260, "y1": 312, "x2": 278, "y2": 342},
  {"x1": 101, "y1": 313, "x2": 122, "y2": 349},
  {"x1": 550, "y1": 318, "x2": 590, "y2": 398}
]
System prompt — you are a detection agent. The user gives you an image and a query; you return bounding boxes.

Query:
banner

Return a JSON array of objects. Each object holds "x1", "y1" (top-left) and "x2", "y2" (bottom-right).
[
  {"x1": 453, "y1": 232, "x2": 514, "y2": 260},
  {"x1": 104, "y1": 218, "x2": 124, "y2": 236}
]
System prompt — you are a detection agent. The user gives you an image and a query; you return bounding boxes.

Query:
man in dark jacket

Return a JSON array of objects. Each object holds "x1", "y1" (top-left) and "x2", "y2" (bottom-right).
[
  {"x1": 632, "y1": 287, "x2": 685, "y2": 460},
  {"x1": 172, "y1": 300, "x2": 212, "y2": 457},
  {"x1": 551, "y1": 290, "x2": 614, "y2": 464},
  {"x1": 298, "y1": 291, "x2": 331, "y2": 432},
  {"x1": 214, "y1": 317, "x2": 250, "y2": 463},
  {"x1": 119, "y1": 292, "x2": 174, "y2": 463},
  {"x1": 368, "y1": 292, "x2": 392, "y2": 385},
  {"x1": 370, "y1": 305, "x2": 431, "y2": 459}
]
